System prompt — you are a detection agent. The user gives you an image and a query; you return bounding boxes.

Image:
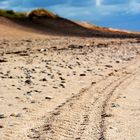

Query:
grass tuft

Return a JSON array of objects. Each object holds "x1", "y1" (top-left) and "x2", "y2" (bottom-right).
[{"x1": 0, "y1": 9, "x2": 26, "y2": 19}]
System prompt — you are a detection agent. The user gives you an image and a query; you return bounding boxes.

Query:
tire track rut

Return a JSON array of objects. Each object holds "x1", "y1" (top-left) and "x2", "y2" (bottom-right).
[{"x1": 28, "y1": 59, "x2": 140, "y2": 140}]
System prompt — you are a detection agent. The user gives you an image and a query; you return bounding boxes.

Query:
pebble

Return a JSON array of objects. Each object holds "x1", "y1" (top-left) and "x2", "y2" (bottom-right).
[
  {"x1": 105, "y1": 65, "x2": 113, "y2": 68},
  {"x1": 0, "y1": 125, "x2": 4, "y2": 128},
  {"x1": 25, "y1": 79, "x2": 32, "y2": 84},
  {"x1": 59, "y1": 77, "x2": 65, "y2": 80},
  {"x1": 109, "y1": 126, "x2": 113, "y2": 129},
  {"x1": 109, "y1": 126, "x2": 118, "y2": 131},
  {"x1": 61, "y1": 80, "x2": 65, "y2": 83},
  {"x1": 0, "y1": 113, "x2": 6, "y2": 119},
  {"x1": 60, "y1": 84, "x2": 65, "y2": 88},
  {"x1": 87, "y1": 69, "x2": 92, "y2": 72},
  {"x1": 53, "y1": 111, "x2": 60, "y2": 116},
  {"x1": 9, "y1": 76, "x2": 13, "y2": 79},
  {"x1": 57, "y1": 72, "x2": 62, "y2": 75},
  {"x1": 53, "y1": 86, "x2": 58, "y2": 89},
  {"x1": 26, "y1": 92, "x2": 32, "y2": 96},
  {"x1": 40, "y1": 49, "x2": 46, "y2": 52},
  {"x1": 68, "y1": 65, "x2": 73, "y2": 69},
  {"x1": 15, "y1": 96, "x2": 20, "y2": 99},
  {"x1": 40, "y1": 78, "x2": 47, "y2": 81},
  {"x1": 34, "y1": 90, "x2": 41, "y2": 93},
  {"x1": 91, "y1": 82, "x2": 96, "y2": 85},
  {"x1": 68, "y1": 44, "x2": 84, "y2": 49},
  {"x1": 111, "y1": 103, "x2": 120, "y2": 108},
  {"x1": 10, "y1": 113, "x2": 22, "y2": 117},
  {"x1": 80, "y1": 74, "x2": 86, "y2": 76},
  {"x1": 75, "y1": 138, "x2": 81, "y2": 140},
  {"x1": 24, "y1": 39, "x2": 32, "y2": 42},
  {"x1": 45, "y1": 96, "x2": 53, "y2": 100},
  {"x1": 31, "y1": 100, "x2": 36, "y2": 103},
  {"x1": 8, "y1": 104, "x2": 13, "y2": 106},
  {"x1": 0, "y1": 59, "x2": 7, "y2": 63},
  {"x1": 23, "y1": 107, "x2": 28, "y2": 110},
  {"x1": 108, "y1": 72, "x2": 114, "y2": 76},
  {"x1": 116, "y1": 60, "x2": 120, "y2": 63},
  {"x1": 101, "y1": 113, "x2": 112, "y2": 118}
]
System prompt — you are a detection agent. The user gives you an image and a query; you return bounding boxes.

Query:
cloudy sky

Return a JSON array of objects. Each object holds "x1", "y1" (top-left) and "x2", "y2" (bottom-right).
[{"x1": 0, "y1": 0, "x2": 140, "y2": 31}]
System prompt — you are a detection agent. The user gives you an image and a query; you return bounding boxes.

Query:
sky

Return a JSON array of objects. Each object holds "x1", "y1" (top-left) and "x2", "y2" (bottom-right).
[{"x1": 0, "y1": 0, "x2": 140, "y2": 31}]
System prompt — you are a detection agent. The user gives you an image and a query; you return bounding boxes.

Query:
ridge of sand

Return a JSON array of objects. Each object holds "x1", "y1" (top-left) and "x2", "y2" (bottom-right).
[{"x1": 0, "y1": 16, "x2": 140, "y2": 38}]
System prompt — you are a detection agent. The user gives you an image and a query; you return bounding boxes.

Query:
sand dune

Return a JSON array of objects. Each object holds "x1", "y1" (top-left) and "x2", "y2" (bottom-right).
[{"x1": 0, "y1": 9, "x2": 140, "y2": 38}]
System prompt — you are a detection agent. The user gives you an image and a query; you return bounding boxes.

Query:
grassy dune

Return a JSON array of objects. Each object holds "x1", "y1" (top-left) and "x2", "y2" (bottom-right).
[
  {"x1": 0, "y1": 8, "x2": 59, "y2": 19},
  {"x1": 0, "y1": 9, "x2": 26, "y2": 19}
]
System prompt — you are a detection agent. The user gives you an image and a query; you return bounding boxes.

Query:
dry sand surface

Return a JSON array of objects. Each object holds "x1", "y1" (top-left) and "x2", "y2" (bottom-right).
[{"x1": 0, "y1": 32, "x2": 140, "y2": 140}]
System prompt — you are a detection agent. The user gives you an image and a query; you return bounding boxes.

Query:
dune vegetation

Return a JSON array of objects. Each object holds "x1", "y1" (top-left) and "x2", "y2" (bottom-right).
[
  {"x1": 0, "y1": 8, "x2": 59, "y2": 19},
  {"x1": 0, "y1": 9, "x2": 26, "y2": 19},
  {"x1": 28, "y1": 8, "x2": 59, "y2": 19}
]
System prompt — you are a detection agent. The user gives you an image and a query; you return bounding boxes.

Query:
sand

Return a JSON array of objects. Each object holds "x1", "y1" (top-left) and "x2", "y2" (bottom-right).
[{"x1": 0, "y1": 21, "x2": 140, "y2": 139}]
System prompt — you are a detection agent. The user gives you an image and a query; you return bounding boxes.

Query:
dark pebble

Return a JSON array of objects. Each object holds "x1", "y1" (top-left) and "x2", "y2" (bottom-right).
[{"x1": 80, "y1": 74, "x2": 86, "y2": 76}]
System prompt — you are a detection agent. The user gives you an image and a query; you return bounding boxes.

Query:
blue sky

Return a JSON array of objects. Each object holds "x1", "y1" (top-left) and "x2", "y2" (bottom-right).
[{"x1": 0, "y1": 0, "x2": 140, "y2": 31}]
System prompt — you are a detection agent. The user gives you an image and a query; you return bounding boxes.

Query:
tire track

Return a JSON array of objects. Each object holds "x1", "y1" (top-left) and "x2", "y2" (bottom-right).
[
  {"x1": 28, "y1": 58, "x2": 140, "y2": 140},
  {"x1": 99, "y1": 68, "x2": 140, "y2": 140}
]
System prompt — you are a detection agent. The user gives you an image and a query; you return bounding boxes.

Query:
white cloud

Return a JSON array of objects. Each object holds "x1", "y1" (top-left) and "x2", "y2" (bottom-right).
[
  {"x1": 127, "y1": 1, "x2": 140, "y2": 14},
  {"x1": 0, "y1": 1, "x2": 11, "y2": 9},
  {"x1": 95, "y1": 0, "x2": 102, "y2": 6}
]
